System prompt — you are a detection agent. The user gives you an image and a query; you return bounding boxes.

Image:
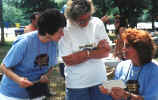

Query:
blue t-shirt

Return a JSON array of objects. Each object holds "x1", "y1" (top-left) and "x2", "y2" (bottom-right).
[
  {"x1": 115, "y1": 60, "x2": 158, "y2": 100},
  {"x1": 0, "y1": 31, "x2": 58, "y2": 98}
]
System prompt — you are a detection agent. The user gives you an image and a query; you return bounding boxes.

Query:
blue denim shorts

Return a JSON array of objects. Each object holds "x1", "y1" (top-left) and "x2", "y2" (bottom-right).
[{"x1": 65, "y1": 85, "x2": 112, "y2": 100}]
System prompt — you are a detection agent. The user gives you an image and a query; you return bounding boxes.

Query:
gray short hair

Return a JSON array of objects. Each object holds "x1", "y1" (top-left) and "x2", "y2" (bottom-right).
[{"x1": 65, "y1": 0, "x2": 95, "y2": 21}]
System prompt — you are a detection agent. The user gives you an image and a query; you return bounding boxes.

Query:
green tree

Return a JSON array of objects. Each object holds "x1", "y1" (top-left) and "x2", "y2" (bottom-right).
[
  {"x1": 15, "y1": 0, "x2": 58, "y2": 13},
  {"x1": 3, "y1": 1, "x2": 26, "y2": 26},
  {"x1": 93, "y1": 0, "x2": 115, "y2": 18},
  {"x1": 148, "y1": 0, "x2": 158, "y2": 30},
  {"x1": 113, "y1": 0, "x2": 147, "y2": 28}
]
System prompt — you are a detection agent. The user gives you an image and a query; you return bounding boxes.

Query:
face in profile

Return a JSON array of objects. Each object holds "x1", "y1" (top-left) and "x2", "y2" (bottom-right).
[{"x1": 45, "y1": 28, "x2": 64, "y2": 42}]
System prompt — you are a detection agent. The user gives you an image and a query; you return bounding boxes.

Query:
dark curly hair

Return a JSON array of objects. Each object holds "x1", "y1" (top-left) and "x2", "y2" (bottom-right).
[
  {"x1": 121, "y1": 28, "x2": 157, "y2": 65},
  {"x1": 37, "y1": 8, "x2": 66, "y2": 36}
]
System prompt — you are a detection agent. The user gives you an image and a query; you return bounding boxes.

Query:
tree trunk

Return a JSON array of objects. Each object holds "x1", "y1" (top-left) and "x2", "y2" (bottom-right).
[{"x1": 0, "y1": 0, "x2": 5, "y2": 43}]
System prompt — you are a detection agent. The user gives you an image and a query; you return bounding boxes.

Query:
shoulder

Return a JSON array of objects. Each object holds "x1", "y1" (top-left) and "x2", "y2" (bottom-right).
[
  {"x1": 13, "y1": 31, "x2": 38, "y2": 45},
  {"x1": 151, "y1": 61, "x2": 158, "y2": 72},
  {"x1": 152, "y1": 59, "x2": 158, "y2": 65},
  {"x1": 24, "y1": 24, "x2": 32, "y2": 29},
  {"x1": 117, "y1": 60, "x2": 132, "y2": 67},
  {"x1": 116, "y1": 60, "x2": 132, "y2": 71},
  {"x1": 90, "y1": 17, "x2": 104, "y2": 25},
  {"x1": 143, "y1": 61, "x2": 158, "y2": 76}
]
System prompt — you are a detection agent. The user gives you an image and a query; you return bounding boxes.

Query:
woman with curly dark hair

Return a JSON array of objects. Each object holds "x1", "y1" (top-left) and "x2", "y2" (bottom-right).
[{"x1": 0, "y1": 8, "x2": 66, "y2": 100}]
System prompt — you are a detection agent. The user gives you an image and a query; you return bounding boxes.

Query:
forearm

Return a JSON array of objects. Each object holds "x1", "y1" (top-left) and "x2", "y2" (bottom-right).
[
  {"x1": 0, "y1": 63, "x2": 21, "y2": 84},
  {"x1": 88, "y1": 47, "x2": 110, "y2": 59},
  {"x1": 124, "y1": 91, "x2": 144, "y2": 100},
  {"x1": 63, "y1": 50, "x2": 89, "y2": 66},
  {"x1": 63, "y1": 47, "x2": 110, "y2": 66}
]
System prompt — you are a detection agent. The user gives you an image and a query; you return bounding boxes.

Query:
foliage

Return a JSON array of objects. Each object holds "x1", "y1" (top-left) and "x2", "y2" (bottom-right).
[
  {"x1": 2, "y1": 0, "x2": 158, "y2": 29},
  {"x1": 112, "y1": 0, "x2": 147, "y2": 27},
  {"x1": 3, "y1": 2, "x2": 27, "y2": 26},
  {"x1": 93, "y1": 0, "x2": 115, "y2": 18},
  {"x1": 14, "y1": 0, "x2": 58, "y2": 13}
]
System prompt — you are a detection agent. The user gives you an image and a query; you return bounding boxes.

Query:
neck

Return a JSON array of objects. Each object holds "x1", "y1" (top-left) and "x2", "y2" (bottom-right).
[
  {"x1": 38, "y1": 34, "x2": 48, "y2": 43},
  {"x1": 133, "y1": 58, "x2": 141, "y2": 66}
]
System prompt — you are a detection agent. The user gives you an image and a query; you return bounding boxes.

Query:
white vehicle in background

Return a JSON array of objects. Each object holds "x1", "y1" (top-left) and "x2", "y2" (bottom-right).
[{"x1": 14, "y1": 26, "x2": 25, "y2": 36}]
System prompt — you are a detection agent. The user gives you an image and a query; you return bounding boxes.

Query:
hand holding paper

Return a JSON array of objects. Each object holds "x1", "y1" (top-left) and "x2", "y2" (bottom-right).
[{"x1": 102, "y1": 80, "x2": 126, "y2": 91}]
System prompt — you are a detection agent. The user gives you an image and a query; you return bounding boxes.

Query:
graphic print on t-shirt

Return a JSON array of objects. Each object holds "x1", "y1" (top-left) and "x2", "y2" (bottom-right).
[{"x1": 34, "y1": 53, "x2": 49, "y2": 69}]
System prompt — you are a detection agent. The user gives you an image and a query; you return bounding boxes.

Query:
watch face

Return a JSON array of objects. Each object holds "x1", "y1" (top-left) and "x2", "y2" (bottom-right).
[
  {"x1": 34, "y1": 53, "x2": 49, "y2": 68},
  {"x1": 125, "y1": 80, "x2": 139, "y2": 94}
]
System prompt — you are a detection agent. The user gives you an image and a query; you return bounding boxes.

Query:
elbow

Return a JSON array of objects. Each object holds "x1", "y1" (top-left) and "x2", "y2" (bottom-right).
[
  {"x1": 0, "y1": 64, "x2": 4, "y2": 72},
  {"x1": 0, "y1": 63, "x2": 8, "y2": 74}
]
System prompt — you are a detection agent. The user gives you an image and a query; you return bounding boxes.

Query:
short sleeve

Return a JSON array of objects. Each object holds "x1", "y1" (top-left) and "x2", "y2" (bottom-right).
[
  {"x1": 143, "y1": 67, "x2": 158, "y2": 100},
  {"x1": 95, "y1": 17, "x2": 112, "y2": 45},
  {"x1": 2, "y1": 38, "x2": 28, "y2": 68}
]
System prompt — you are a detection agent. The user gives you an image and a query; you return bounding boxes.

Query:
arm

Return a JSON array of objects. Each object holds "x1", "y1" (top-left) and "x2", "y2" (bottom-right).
[
  {"x1": 99, "y1": 86, "x2": 143, "y2": 100},
  {"x1": 0, "y1": 63, "x2": 33, "y2": 88},
  {"x1": 63, "y1": 39, "x2": 111, "y2": 66},
  {"x1": 39, "y1": 67, "x2": 54, "y2": 83},
  {"x1": 110, "y1": 87, "x2": 144, "y2": 100},
  {"x1": 141, "y1": 67, "x2": 158, "y2": 100}
]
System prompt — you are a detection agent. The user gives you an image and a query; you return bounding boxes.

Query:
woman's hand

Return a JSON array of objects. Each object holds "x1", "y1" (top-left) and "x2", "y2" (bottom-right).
[
  {"x1": 110, "y1": 87, "x2": 125, "y2": 100},
  {"x1": 100, "y1": 86, "x2": 126, "y2": 100},
  {"x1": 39, "y1": 74, "x2": 49, "y2": 83},
  {"x1": 18, "y1": 77, "x2": 33, "y2": 88},
  {"x1": 99, "y1": 85, "x2": 110, "y2": 94},
  {"x1": 97, "y1": 39, "x2": 110, "y2": 49}
]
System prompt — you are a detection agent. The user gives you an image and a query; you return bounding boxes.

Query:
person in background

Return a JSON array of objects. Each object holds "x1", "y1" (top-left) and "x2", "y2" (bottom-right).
[
  {"x1": 113, "y1": 24, "x2": 127, "y2": 60},
  {"x1": 0, "y1": 8, "x2": 66, "y2": 100},
  {"x1": 100, "y1": 28, "x2": 158, "y2": 100},
  {"x1": 114, "y1": 15, "x2": 120, "y2": 34},
  {"x1": 24, "y1": 12, "x2": 40, "y2": 33},
  {"x1": 59, "y1": 0, "x2": 112, "y2": 100}
]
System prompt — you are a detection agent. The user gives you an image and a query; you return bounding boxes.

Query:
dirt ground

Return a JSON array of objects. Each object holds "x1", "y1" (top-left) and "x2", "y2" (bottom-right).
[{"x1": 47, "y1": 66, "x2": 65, "y2": 100}]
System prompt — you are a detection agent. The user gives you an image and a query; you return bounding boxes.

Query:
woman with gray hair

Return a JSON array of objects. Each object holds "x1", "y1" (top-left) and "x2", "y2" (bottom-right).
[{"x1": 58, "y1": 0, "x2": 112, "y2": 100}]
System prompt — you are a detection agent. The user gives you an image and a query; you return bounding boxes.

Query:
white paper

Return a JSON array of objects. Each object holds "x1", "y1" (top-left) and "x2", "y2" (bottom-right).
[{"x1": 102, "y1": 80, "x2": 126, "y2": 91}]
